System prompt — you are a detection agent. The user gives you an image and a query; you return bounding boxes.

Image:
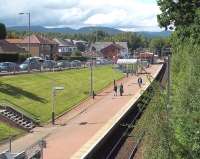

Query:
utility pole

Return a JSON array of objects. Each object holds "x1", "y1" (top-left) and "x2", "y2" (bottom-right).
[
  {"x1": 90, "y1": 29, "x2": 97, "y2": 98},
  {"x1": 19, "y1": 12, "x2": 31, "y2": 72}
]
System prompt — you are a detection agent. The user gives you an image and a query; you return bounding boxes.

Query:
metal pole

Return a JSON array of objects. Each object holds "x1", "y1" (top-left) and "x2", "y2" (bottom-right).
[
  {"x1": 28, "y1": 13, "x2": 30, "y2": 55},
  {"x1": 28, "y1": 12, "x2": 31, "y2": 73},
  {"x1": 52, "y1": 88, "x2": 55, "y2": 125},
  {"x1": 90, "y1": 62, "x2": 93, "y2": 96},
  {"x1": 9, "y1": 136, "x2": 11, "y2": 153}
]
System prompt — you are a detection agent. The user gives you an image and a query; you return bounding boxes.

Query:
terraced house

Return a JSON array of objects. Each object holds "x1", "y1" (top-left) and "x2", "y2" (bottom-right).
[
  {"x1": 0, "y1": 39, "x2": 26, "y2": 62},
  {"x1": 53, "y1": 38, "x2": 77, "y2": 57},
  {"x1": 20, "y1": 34, "x2": 58, "y2": 59}
]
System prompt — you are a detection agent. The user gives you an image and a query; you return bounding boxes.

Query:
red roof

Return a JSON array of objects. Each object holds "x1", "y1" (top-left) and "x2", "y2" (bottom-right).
[
  {"x1": 21, "y1": 34, "x2": 57, "y2": 45},
  {"x1": 6, "y1": 39, "x2": 23, "y2": 44},
  {"x1": 100, "y1": 43, "x2": 124, "y2": 52},
  {"x1": 137, "y1": 52, "x2": 154, "y2": 59}
]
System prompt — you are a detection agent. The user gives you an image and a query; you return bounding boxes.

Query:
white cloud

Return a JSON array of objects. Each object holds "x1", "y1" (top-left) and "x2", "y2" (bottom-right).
[{"x1": 0, "y1": 0, "x2": 162, "y2": 31}]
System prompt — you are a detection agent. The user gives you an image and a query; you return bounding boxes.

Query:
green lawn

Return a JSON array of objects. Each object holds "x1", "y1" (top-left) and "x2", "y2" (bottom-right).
[
  {"x1": 0, "y1": 122, "x2": 24, "y2": 141},
  {"x1": 0, "y1": 66, "x2": 124, "y2": 123}
]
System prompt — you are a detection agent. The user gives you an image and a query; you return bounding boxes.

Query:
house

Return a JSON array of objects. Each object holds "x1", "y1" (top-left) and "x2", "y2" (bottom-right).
[
  {"x1": 6, "y1": 38, "x2": 23, "y2": 47},
  {"x1": 0, "y1": 40, "x2": 26, "y2": 54},
  {"x1": 20, "y1": 34, "x2": 58, "y2": 59},
  {"x1": 0, "y1": 40, "x2": 26, "y2": 62},
  {"x1": 53, "y1": 38, "x2": 77, "y2": 57},
  {"x1": 137, "y1": 52, "x2": 154, "y2": 64},
  {"x1": 101, "y1": 43, "x2": 124, "y2": 62},
  {"x1": 89, "y1": 42, "x2": 129, "y2": 61}
]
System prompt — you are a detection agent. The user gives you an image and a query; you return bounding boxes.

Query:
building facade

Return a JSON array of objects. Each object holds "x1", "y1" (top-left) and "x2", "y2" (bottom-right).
[
  {"x1": 20, "y1": 35, "x2": 58, "y2": 59},
  {"x1": 53, "y1": 38, "x2": 77, "y2": 57}
]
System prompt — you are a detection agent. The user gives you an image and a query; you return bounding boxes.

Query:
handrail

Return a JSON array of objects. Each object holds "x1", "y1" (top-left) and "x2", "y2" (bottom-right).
[{"x1": 0, "y1": 100, "x2": 40, "y2": 123}]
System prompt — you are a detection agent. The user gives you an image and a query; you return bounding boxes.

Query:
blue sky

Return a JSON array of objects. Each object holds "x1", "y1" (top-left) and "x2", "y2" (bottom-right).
[{"x1": 0, "y1": 0, "x2": 162, "y2": 31}]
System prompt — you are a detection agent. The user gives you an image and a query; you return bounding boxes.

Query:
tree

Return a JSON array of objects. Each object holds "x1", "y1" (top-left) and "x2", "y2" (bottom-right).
[
  {"x1": 156, "y1": 1, "x2": 200, "y2": 159},
  {"x1": 71, "y1": 50, "x2": 82, "y2": 57},
  {"x1": 0, "y1": 23, "x2": 7, "y2": 39},
  {"x1": 76, "y1": 42, "x2": 86, "y2": 52},
  {"x1": 149, "y1": 37, "x2": 169, "y2": 55},
  {"x1": 157, "y1": 0, "x2": 200, "y2": 41}
]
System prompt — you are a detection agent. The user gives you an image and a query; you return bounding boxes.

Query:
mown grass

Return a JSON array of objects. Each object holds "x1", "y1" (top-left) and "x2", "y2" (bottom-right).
[
  {"x1": 0, "y1": 66, "x2": 124, "y2": 123},
  {"x1": 0, "y1": 122, "x2": 24, "y2": 141}
]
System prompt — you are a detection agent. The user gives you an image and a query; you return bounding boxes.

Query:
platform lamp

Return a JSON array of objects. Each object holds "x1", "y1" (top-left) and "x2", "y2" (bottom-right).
[
  {"x1": 19, "y1": 12, "x2": 31, "y2": 72},
  {"x1": 52, "y1": 86, "x2": 64, "y2": 125}
]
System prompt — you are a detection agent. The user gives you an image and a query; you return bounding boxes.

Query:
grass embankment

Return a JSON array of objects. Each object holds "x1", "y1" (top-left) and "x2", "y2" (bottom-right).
[
  {"x1": 0, "y1": 66, "x2": 123, "y2": 123},
  {"x1": 0, "y1": 122, "x2": 24, "y2": 141}
]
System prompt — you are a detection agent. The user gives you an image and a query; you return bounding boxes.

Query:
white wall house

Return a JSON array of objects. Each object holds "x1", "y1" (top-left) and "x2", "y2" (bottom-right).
[{"x1": 53, "y1": 38, "x2": 77, "y2": 56}]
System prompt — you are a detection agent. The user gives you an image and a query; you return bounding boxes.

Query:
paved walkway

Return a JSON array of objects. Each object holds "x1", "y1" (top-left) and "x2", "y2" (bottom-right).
[{"x1": 0, "y1": 64, "x2": 163, "y2": 159}]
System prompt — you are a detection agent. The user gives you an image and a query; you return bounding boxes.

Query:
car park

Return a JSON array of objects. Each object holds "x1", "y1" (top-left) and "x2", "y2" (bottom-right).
[
  {"x1": 0, "y1": 62, "x2": 19, "y2": 72},
  {"x1": 19, "y1": 59, "x2": 41, "y2": 71},
  {"x1": 56, "y1": 60, "x2": 71, "y2": 69},
  {"x1": 43, "y1": 60, "x2": 57, "y2": 70},
  {"x1": 71, "y1": 60, "x2": 81, "y2": 68}
]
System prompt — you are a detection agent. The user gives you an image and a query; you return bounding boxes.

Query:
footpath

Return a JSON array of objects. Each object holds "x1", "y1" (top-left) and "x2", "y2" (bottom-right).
[{"x1": 0, "y1": 64, "x2": 163, "y2": 159}]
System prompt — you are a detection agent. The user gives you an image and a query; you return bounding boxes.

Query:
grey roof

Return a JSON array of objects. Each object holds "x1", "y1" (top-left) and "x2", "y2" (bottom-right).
[
  {"x1": 53, "y1": 38, "x2": 75, "y2": 47},
  {"x1": 89, "y1": 42, "x2": 128, "y2": 52}
]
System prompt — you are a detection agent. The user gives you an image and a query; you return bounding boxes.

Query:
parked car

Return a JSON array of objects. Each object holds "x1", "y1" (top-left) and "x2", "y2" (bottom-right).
[
  {"x1": 20, "y1": 59, "x2": 41, "y2": 71},
  {"x1": 56, "y1": 60, "x2": 71, "y2": 69},
  {"x1": 0, "y1": 62, "x2": 19, "y2": 72},
  {"x1": 43, "y1": 60, "x2": 57, "y2": 70},
  {"x1": 71, "y1": 60, "x2": 81, "y2": 68}
]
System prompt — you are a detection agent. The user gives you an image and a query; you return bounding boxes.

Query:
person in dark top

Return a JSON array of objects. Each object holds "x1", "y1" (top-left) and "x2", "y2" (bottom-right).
[
  {"x1": 114, "y1": 84, "x2": 118, "y2": 96},
  {"x1": 120, "y1": 83, "x2": 124, "y2": 96},
  {"x1": 138, "y1": 77, "x2": 143, "y2": 87}
]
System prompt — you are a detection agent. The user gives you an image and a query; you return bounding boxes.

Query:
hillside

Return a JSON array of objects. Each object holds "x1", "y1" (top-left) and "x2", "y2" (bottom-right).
[{"x1": 7, "y1": 26, "x2": 171, "y2": 37}]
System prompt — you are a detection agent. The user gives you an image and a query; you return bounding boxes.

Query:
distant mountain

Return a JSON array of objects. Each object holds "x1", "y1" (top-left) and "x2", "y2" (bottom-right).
[
  {"x1": 7, "y1": 26, "x2": 171, "y2": 37},
  {"x1": 8, "y1": 26, "x2": 76, "y2": 33},
  {"x1": 77, "y1": 26, "x2": 123, "y2": 34},
  {"x1": 7, "y1": 26, "x2": 122, "y2": 35}
]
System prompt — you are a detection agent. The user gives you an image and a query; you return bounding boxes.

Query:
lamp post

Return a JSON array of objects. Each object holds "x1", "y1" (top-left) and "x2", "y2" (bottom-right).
[
  {"x1": 90, "y1": 29, "x2": 97, "y2": 98},
  {"x1": 52, "y1": 86, "x2": 64, "y2": 125},
  {"x1": 19, "y1": 12, "x2": 31, "y2": 72}
]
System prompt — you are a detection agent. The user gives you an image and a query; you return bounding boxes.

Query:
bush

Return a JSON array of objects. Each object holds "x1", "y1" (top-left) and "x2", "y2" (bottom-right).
[
  {"x1": 0, "y1": 53, "x2": 30, "y2": 63},
  {"x1": 0, "y1": 23, "x2": 6, "y2": 39}
]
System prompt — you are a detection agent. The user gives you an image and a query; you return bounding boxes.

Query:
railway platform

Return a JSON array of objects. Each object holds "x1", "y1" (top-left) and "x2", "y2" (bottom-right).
[{"x1": 0, "y1": 64, "x2": 163, "y2": 159}]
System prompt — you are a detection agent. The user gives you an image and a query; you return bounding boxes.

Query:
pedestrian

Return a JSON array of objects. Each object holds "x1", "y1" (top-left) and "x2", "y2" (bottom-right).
[
  {"x1": 126, "y1": 72, "x2": 129, "y2": 78},
  {"x1": 114, "y1": 84, "x2": 117, "y2": 96},
  {"x1": 119, "y1": 83, "x2": 124, "y2": 96},
  {"x1": 138, "y1": 77, "x2": 143, "y2": 87},
  {"x1": 113, "y1": 79, "x2": 116, "y2": 86}
]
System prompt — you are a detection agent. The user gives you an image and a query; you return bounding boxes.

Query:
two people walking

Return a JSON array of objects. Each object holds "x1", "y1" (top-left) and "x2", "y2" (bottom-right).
[{"x1": 114, "y1": 80, "x2": 124, "y2": 96}]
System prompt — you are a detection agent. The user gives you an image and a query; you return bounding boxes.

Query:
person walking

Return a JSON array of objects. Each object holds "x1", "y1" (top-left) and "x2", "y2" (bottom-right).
[
  {"x1": 119, "y1": 83, "x2": 124, "y2": 96},
  {"x1": 114, "y1": 84, "x2": 118, "y2": 96},
  {"x1": 138, "y1": 77, "x2": 143, "y2": 87}
]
